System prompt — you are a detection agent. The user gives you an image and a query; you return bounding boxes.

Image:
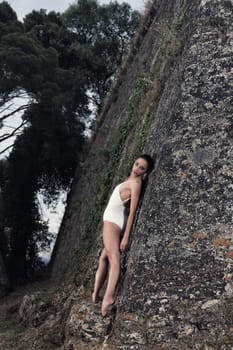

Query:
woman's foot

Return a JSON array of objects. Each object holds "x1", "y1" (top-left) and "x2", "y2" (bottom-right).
[{"x1": 101, "y1": 297, "x2": 115, "y2": 317}]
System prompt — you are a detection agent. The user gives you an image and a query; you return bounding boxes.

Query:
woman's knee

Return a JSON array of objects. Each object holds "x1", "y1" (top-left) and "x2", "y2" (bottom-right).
[
  {"x1": 105, "y1": 249, "x2": 120, "y2": 262},
  {"x1": 99, "y1": 249, "x2": 107, "y2": 262}
]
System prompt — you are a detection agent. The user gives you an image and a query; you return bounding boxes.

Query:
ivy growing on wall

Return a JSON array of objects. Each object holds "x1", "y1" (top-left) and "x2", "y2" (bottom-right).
[{"x1": 83, "y1": 79, "x2": 144, "y2": 248}]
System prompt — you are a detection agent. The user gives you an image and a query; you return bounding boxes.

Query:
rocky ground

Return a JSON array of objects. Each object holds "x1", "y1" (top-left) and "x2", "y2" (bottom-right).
[
  {"x1": 0, "y1": 280, "x2": 64, "y2": 350},
  {"x1": 0, "y1": 279, "x2": 115, "y2": 350},
  {"x1": 0, "y1": 284, "x2": 37, "y2": 349},
  {"x1": 1, "y1": 280, "x2": 233, "y2": 350}
]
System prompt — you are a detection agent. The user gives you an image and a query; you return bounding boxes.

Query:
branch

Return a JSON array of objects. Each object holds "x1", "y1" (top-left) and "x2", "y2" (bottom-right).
[
  {"x1": 0, "y1": 91, "x2": 30, "y2": 108},
  {"x1": 0, "y1": 102, "x2": 15, "y2": 114},
  {"x1": 0, "y1": 120, "x2": 27, "y2": 143},
  {"x1": 87, "y1": 93, "x2": 100, "y2": 107},
  {"x1": 0, "y1": 103, "x2": 31, "y2": 123},
  {"x1": 0, "y1": 144, "x2": 13, "y2": 157}
]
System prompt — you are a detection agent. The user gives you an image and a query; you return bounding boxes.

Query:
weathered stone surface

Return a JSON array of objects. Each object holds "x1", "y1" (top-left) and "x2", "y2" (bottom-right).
[
  {"x1": 52, "y1": 0, "x2": 233, "y2": 348},
  {"x1": 106, "y1": 0, "x2": 233, "y2": 348},
  {"x1": 64, "y1": 301, "x2": 116, "y2": 349}
]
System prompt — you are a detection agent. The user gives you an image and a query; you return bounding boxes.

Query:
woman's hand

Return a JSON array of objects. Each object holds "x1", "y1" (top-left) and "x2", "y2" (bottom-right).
[{"x1": 120, "y1": 237, "x2": 129, "y2": 252}]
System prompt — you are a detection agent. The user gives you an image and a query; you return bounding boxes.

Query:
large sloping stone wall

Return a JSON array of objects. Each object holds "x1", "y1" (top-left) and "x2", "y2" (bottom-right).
[
  {"x1": 49, "y1": 0, "x2": 233, "y2": 349},
  {"x1": 107, "y1": 0, "x2": 233, "y2": 348}
]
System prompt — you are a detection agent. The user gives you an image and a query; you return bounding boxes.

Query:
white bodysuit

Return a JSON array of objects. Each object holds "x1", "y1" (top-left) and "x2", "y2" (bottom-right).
[{"x1": 103, "y1": 183, "x2": 130, "y2": 230}]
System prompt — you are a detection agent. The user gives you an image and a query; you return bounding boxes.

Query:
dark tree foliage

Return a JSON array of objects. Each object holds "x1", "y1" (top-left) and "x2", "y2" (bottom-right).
[
  {"x1": 0, "y1": 160, "x2": 7, "y2": 258},
  {"x1": 63, "y1": 0, "x2": 141, "y2": 105},
  {"x1": 0, "y1": 1, "x2": 23, "y2": 38},
  {"x1": 0, "y1": 0, "x2": 141, "y2": 281},
  {"x1": 3, "y1": 131, "x2": 46, "y2": 278}
]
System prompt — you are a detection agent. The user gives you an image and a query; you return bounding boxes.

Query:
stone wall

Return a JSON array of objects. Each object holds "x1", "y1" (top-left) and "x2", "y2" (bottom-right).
[
  {"x1": 107, "y1": 0, "x2": 233, "y2": 348},
  {"x1": 50, "y1": 0, "x2": 233, "y2": 348}
]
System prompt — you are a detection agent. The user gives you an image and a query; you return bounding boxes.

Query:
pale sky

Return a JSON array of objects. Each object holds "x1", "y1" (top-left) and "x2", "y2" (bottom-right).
[{"x1": 6, "y1": 0, "x2": 146, "y2": 20}]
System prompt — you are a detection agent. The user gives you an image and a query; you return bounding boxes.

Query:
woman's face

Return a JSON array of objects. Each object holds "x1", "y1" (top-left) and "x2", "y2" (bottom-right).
[{"x1": 132, "y1": 158, "x2": 148, "y2": 177}]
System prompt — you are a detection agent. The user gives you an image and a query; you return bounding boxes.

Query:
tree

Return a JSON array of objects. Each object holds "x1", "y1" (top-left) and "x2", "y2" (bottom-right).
[
  {"x1": 0, "y1": 1, "x2": 23, "y2": 38},
  {"x1": 0, "y1": 5, "x2": 87, "y2": 280},
  {"x1": 0, "y1": 6, "x2": 88, "y2": 153},
  {"x1": 63, "y1": 0, "x2": 141, "y2": 106}
]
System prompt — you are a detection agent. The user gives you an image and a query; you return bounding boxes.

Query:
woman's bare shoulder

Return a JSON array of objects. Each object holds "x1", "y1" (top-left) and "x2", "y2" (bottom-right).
[{"x1": 125, "y1": 179, "x2": 142, "y2": 189}]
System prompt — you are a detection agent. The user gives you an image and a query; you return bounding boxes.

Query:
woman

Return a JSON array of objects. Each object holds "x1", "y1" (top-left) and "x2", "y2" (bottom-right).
[{"x1": 92, "y1": 154, "x2": 154, "y2": 316}]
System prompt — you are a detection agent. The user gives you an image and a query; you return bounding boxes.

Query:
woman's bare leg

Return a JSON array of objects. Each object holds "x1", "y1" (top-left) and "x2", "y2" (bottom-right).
[
  {"x1": 92, "y1": 248, "x2": 108, "y2": 303},
  {"x1": 101, "y1": 221, "x2": 121, "y2": 316}
]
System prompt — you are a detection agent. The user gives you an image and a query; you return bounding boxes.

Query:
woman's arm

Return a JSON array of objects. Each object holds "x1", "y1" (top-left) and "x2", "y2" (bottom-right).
[{"x1": 120, "y1": 181, "x2": 141, "y2": 252}]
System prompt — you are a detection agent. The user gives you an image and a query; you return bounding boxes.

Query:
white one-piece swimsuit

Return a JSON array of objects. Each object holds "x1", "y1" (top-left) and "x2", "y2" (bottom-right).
[{"x1": 103, "y1": 183, "x2": 130, "y2": 230}]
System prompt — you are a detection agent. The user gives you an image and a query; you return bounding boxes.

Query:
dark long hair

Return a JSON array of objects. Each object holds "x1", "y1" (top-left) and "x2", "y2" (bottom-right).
[
  {"x1": 137, "y1": 154, "x2": 155, "y2": 200},
  {"x1": 139, "y1": 154, "x2": 154, "y2": 175}
]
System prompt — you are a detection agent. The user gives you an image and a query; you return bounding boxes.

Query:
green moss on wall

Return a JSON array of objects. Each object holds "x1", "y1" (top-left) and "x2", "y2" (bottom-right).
[
  {"x1": 150, "y1": 1, "x2": 187, "y2": 80},
  {"x1": 82, "y1": 79, "x2": 145, "y2": 251},
  {"x1": 172, "y1": 0, "x2": 188, "y2": 31}
]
